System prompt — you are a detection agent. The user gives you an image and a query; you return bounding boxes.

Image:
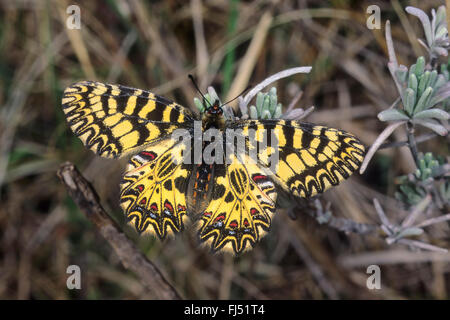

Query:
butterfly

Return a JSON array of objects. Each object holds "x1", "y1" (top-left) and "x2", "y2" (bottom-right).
[{"x1": 62, "y1": 80, "x2": 365, "y2": 255}]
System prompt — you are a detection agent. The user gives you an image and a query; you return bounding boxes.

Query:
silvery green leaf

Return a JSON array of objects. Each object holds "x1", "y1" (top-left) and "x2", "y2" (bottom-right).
[
  {"x1": 413, "y1": 118, "x2": 449, "y2": 135},
  {"x1": 269, "y1": 93, "x2": 277, "y2": 113},
  {"x1": 269, "y1": 87, "x2": 277, "y2": 96},
  {"x1": 378, "y1": 108, "x2": 410, "y2": 121},
  {"x1": 414, "y1": 56, "x2": 426, "y2": 77},
  {"x1": 404, "y1": 88, "x2": 416, "y2": 115},
  {"x1": 261, "y1": 109, "x2": 271, "y2": 119},
  {"x1": 273, "y1": 105, "x2": 282, "y2": 119},
  {"x1": 430, "y1": 83, "x2": 450, "y2": 105},
  {"x1": 435, "y1": 38, "x2": 450, "y2": 49},
  {"x1": 203, "y1": 93, "x2": 212, "y2": 106},
  {"x1": 395, "y1": 67, "x2": 408, "y2": 84},
  {"x1": 390, "y1": 62, "x2": 407, "y2": 96},
  {"x1": 418, "y1": 159, "x2": 426, "y2": 171},
  {"x1": 435, "y1": 6, "x2": 446, "y2": 26},
  {"x1": 262, "y1": 95, "x2": 270, "y2": 114},
  {"x1": 222, "y1": 105, "x2": 236, "y2": 120},
  {"x1": 408, "y1": 73, "x2": 418, "y2": 92},
  {"x1": 249, "y1": 105, "x2": 258, "y2": 119},
  {"x1": 413, "y1": 108, "x2": 450, "y2": 120},
  {"x1": 406, "y1": 7, "x2": 433, "y2": 47},
  {"x1": 415, "y1": 168, "x2": 421, "y2": 178},
  {"x1": 417, "y1": 71, "x2": 429, "y2": 96},
  {"x1": 428, "y1": 70, "x2": 438, "y2": 88},
  {"x1": 414, "y1": 86, "x2": 433, "y2": 113},
  {"x1": 434, "y1": 74, "x2": 446, "y2": 90},
  {"x1": 194, "y1": 97, "x2": 204, "y2": 112},
  {"x1": 408, "y1": 63, "x2": 417, "y2": 78},
  {"x1": 433, "y1": 46, "x2": 448, "y2": 57},
  {"x1": 397, "y1": 227, "x2": 424, "y2": 238},
  {"x1": 400, "y1": 184, "x2": 417, "y2": 196},
  {"x1": 207, "y1": 86, "x2": 220, "y2": 104},
  {"x1": 431, "y1": 9, "x2": 437, "y2": 39},
  {"x1": 435, "y1": 26, "x2": 448, "y2": 39},
  {"x1": 256, "y1": 92, "x2": 264, "y2": 115}
]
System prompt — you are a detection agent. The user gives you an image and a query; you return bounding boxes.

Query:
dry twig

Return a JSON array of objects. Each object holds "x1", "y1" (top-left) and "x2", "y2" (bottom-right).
[{"x1": 57, "y1": 162, "x2": 181, "y2": 300}]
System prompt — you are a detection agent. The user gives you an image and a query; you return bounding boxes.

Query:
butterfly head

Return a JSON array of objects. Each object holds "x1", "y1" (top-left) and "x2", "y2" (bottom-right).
[
  {"x1": 202, "y1": 100, "x2": 225, "y2": 130},
  {"x1": 205, "y1": 100, "x2": 223, "y2": 116}
]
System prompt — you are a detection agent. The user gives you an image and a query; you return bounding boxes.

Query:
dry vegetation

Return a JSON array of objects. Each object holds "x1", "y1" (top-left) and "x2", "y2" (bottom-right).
[{"x1": 0, "y1": 0, "x2": 449, "y2": 299}]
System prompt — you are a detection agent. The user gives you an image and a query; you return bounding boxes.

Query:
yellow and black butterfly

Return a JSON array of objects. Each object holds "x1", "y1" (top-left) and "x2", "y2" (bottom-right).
[{"x1": 62, "y1": 80, "x2": 365, "y2": 255}]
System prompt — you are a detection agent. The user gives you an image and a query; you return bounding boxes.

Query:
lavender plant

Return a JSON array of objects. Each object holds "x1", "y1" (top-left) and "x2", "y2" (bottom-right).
[{"x1": 362, "y1": 5, "x2": 450, "y2": 252}]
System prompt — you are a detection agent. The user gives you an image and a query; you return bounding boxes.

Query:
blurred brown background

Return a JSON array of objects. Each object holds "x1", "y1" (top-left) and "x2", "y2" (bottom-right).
[{"x1": 0, "y1": 0, "x2": 449, "y2": 299}]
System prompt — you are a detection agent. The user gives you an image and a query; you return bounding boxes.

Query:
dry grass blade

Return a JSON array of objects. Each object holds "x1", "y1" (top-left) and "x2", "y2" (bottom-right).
[{"x1": 226, "y1": 11, "x2": 273, "y2": 104}]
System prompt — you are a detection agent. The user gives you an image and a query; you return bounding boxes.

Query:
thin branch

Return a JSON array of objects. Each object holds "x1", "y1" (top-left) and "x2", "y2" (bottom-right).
[
  {"x1": 293, "y1": 199, "x2": 378, "y2": 235},
  {"x1": 239, "y1": 66, "x2": 312, "y2": 110},
  {"x1": 285, "y1": 90, "x2": 303, "y2": 113},
  {"x1": 406, "y1": 122, "x2": 420, "y2": 167},
  {"x1": 57, "y1": 162, "x2": 182, "y2": 300},
  {"x1": 379, "y1": 132, "x2": 438, "y2": 149},
  {"x1": 359, "y1": 121, "x2": 406, "y2": 174},
  {"x1": 397, "y1": 239, "x2": 448, "y2": 253},
  {"x1": 401, "y1": 194, "x2": 432, "y2": 228}
]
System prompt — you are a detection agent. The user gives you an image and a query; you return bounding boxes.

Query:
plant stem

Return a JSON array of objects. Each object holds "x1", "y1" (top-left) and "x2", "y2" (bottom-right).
[{"x1": 407, "y1": 122, "x2": 420, "y2": 167}]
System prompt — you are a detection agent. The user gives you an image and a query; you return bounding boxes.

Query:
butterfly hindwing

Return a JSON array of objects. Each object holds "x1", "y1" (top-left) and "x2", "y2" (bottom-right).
[
  {"x1": 229, "y1": 119, "x2": 365, "y2": 198},
  {"x1": 120, "y1": 139, "x2": 192, "y2": 238},
  {"x1": 62, "y1": 81, "x2": 195, "y2": 158},
  {"x1": 197, "y1": 154, "x2": 277, "y2": 254}
]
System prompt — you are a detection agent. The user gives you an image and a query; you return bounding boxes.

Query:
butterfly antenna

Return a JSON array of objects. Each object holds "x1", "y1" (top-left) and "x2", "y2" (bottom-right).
[
  {"x1": 220, "y1": 85, "x2": 252, "y2": 108},
  {"x1": 188, "y1": 74, "x2": 212, "y2": 107}
]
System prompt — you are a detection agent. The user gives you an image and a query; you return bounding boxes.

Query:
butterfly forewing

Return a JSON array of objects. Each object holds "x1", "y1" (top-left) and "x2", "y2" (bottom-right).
[
  {"x1": 229, "y1": 119, "x2": 365, "y2": 198},
  {"x1": 62, "y1": 81, "x2": 195, "y2": 158}
]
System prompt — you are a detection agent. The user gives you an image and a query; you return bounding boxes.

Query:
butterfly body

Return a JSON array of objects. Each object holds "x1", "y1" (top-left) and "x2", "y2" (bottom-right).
[
  {"x1": 202, "y1": 100, "x2": 225, "y2": 130},
  {"x1": 62, "y1": 80, "x2": 365, "y2": 255}
]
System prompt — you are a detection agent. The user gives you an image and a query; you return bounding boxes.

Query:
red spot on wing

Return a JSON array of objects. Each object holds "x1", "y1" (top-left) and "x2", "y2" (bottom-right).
[
  {"x1": 229, "y1": 220, "x2": 238, "y2": 228},
  {"x1": 214, "y1": 214, "x2": 225, "y2": 222},
  {"x1": 137, "y1": 185, "x2": 144, "y2": 192},
  {"x1": 140, "y1": 151, "x2": 157, "y2": 160},
  {"x1": 252, "y1": 174, "x2": 267, "y2": 182},
  {"x1": 250, "y1": 208, "x2": 259, "y2": 216},
  {"x1": 164, "y1": 200, "x2": 174, "y2": 213}
]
